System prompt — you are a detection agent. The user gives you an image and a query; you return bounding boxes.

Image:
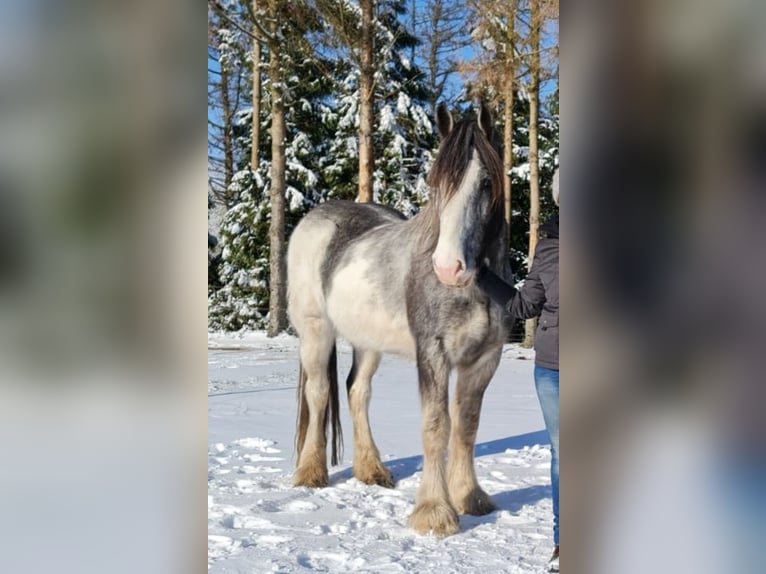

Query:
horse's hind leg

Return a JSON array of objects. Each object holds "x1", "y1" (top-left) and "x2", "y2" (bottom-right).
[
  {"x1": 294, "y1": 317, "x2": 336, "y2": 488},
  {"x1": 447, "y1": 348, "x2": 502, "y2": 515},
  {"x1": 347, "y1": 348, "x2": 393, "y2": 487}
]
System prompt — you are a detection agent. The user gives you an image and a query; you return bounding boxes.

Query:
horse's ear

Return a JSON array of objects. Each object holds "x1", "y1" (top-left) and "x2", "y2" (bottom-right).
[
  {"x1": 436, "y1": 103, "x2": 453, "y2": 139},
  {"x1": 478, "y1": 103, "x2": 494, "y2": 135}
]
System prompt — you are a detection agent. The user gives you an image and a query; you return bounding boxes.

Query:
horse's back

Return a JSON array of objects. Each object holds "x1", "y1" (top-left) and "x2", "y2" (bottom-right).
[
  {"x1": 288, "y1": 201, "x2": 405, "y2": 291},
  {"x1": 287, "y1": 201, "x2": 415, "y2": 357},
  {"x1": 300, "y1": 200, "x2": 405, "y2": 236}
]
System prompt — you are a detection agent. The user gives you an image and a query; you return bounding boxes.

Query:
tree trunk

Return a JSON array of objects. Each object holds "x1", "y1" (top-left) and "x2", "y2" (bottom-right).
[
  {"x1": 503, "y1": 1, "x2": 515, "y2": 245},
  {"x1": 523, "y1": 0, "x2": 541, "y2": 348},
  {"x1": 267, "y1": 12, "x2": 288, "y2": 336},
  {"x1": 427, "y1": 0, "x2": 442, "y2": 115},
  {"x1": 358, "y1": 0, "x2": 374, "y2": 203},
  {"x1": 221, "y1": 65, "x2": 234, "y2": 204},
  {"x1": 503, "y1": 74, "x2": 513, "y2": 245},
  {"x1": 251, "y1": 0, "x2": 261, "y2": 172},
  {"x1": 410, "y1": 0, "x2": 417, "y2": 68}
]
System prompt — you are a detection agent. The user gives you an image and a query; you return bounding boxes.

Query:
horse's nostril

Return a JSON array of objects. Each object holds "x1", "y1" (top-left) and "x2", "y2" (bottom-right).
[{"x1": 432, "y1": 255, "x2": 466, "y2": 282}]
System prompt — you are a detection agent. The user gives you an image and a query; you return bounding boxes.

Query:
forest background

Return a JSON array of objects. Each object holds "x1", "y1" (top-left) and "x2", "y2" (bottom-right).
[{"x1": 207, "y1": 0, "x2": 559, "y2": 344}]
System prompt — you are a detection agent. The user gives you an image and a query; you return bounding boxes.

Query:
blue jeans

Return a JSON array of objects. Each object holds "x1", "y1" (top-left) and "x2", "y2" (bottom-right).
[{"x1": 534, "y1": 365, "x2": 559, "y2": 545}]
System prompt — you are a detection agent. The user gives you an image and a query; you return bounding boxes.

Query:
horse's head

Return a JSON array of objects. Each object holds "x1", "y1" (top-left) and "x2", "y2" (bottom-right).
[{"x1": 428, "y1": 103, "x2": 504, "y2": 287}]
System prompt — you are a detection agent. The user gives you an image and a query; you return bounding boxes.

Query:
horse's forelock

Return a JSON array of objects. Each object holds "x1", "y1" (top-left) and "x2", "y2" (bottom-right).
[
  {"x1": 427, "y1": 120, "x2": 473, "y2": 207},
  {"x1": 428, "y1": 118, "x2": 503, "y2": 210}
]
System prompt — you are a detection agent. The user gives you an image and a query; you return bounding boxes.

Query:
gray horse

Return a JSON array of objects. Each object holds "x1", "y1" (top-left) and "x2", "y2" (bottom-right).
[{"x1": 287, "y1": 103, "x2": 509, "y2": 536}]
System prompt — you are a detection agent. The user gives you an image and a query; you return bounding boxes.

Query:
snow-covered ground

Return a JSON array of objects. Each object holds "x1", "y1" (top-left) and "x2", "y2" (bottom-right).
[{"x1": 208, "y1": 331, "x2": 555, "y2": 573}]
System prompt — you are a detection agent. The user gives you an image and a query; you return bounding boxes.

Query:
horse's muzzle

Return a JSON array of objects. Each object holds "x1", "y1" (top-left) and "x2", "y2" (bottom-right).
[{"x1": 432, "y1": 260, "x2": 476, "y2": 287}]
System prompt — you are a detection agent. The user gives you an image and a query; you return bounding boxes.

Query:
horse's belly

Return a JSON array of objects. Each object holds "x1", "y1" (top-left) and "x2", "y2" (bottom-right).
[{"x1": 325, "y1": 264, "x2": 415, "y2": 359}]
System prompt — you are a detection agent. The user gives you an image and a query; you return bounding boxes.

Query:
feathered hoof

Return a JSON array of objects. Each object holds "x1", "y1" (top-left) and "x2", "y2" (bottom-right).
[
  {"x1": 452, "y1": 487, "x2": 496, "y2": 516},
  {"x1": 354, "y1": 461, "x2": 395, "y2": 488},
  {"x1": 408, "y1": 500, "x2": 460, "y2": 537},
  {"x1": 293, "y1": 464, "x2": 329, "y2": 488}
]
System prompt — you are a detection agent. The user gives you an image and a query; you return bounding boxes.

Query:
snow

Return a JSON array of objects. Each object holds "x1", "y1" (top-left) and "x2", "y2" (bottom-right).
[
  {"x1": 396, "y1": 92, "x2": 411, "y2": 117},
  {"x1": 287, "y1": 187, "x2": 307, "y2": 211},
  {"x1": 379, "y1": 105, "x2": 396, "y2": 132},
  {"x1": 208, "y1": 332, "x2": 555, "y2": 572},
  {"x1": 208, "y1": 201, "x2": 227, "y2": 240},
  {"x1": 512, "y1": 163, "x2": 531, "y2": 181},
  {"x1": 344, "y1": 136, "x2": 357, "y2": 156}
]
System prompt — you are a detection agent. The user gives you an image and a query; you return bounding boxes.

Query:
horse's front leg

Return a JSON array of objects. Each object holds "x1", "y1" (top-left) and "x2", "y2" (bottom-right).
[
  {"x1": 408, "y1": 348, "x2": 459, "y2": 536},
  {"x1": 448, "y1": 347, "x2": 502, "y2": 515}
]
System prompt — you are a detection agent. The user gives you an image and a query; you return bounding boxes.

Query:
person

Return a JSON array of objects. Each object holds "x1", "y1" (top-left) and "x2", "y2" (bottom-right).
[{"x1": 476, "y1": 169, "x2": 559, "y2": 572}]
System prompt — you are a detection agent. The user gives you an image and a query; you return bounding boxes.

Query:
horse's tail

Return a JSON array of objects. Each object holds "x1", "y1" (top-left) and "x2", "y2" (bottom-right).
[
  {"x1": 326, "y1": 344, "x2": 343, "y2": 466},
  {"x1": 295, "y1": 343, "x2": 343, "y2": 466}
]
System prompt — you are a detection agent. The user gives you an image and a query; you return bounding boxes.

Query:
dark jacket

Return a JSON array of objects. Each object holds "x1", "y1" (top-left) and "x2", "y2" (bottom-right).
[{"x1": 478, "y1": 216, "x2": 559, "y2": 369}]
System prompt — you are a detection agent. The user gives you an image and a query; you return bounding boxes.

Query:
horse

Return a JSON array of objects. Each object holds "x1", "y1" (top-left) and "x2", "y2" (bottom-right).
[{"x1": 286, "y1": 103, "x2": 509, "y2": 536}]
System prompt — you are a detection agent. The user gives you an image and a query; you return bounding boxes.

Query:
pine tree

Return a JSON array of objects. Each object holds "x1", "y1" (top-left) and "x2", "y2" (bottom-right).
[
  {"x1": 373, "y1": 1, "x2": 434, "y2": 213},
  {"x1": 320, "y1": 0, "x2": 435, "y2": 213},
  {"x1": 208, "y1": 175, "x2": 271, "y2": 331},
  {"x1": 208, "y1": 0, "x2": 335, "y2": 331}
]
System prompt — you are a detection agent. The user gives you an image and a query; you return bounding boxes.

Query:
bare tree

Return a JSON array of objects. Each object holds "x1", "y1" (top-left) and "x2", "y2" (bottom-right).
[
  {"x1": 217, "y1": 0, "x2": 290, "y2": 335},
  {"x1": 251, "y1": 0, "x2": 262, "y2": 172},
  {"x1": 463, "y1": 0, "x2": 519, "y2": 242},
  {"x1": 221, "y1": 67, "x2": 234, "y2": 195},
  {"x1": 415, "y1": 0, "x2": 472, "y2": 114},
  {"x1": 358, "y1": 0, "x2": 374, "y2": 203},
  {"x1": 208, "y1": 4, "x2": 241, "y2": 205},
  {"x1": 523, "y1": 0, "x2": 541, "y2": 348},
  {"x1": 265, "y1": 0, "x2": 288, "y2": 335},
  {"x1": 502, "y1": 1, "x2": 516, "y2": 244}
]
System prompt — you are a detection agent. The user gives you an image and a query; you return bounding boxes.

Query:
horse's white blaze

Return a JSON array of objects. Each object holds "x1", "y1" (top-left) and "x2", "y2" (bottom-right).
[
  {"x1": 432, "y1": 152, "x2": 484, "y2": 285},
  {"x1": 325, "y1": 254, "x2": 416, "y2": 359}
]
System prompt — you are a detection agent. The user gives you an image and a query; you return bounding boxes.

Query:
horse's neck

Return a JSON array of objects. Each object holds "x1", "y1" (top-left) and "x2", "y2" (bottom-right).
[{"x1": 406, "y1": 204, "x2": 439, "y2": 250}]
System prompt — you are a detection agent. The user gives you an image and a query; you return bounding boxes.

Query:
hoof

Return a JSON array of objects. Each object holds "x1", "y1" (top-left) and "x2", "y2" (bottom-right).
[
  {"x1": 408, "y1": 500, "x2": 459, "y2": 537},
  {"x1": 452, "y1": 487, "x2": 496, "y2": 516},
  {"x1": 294, "y1": 464, "x2": 329, "y2": 488},
  {"x1": 354, "y1": 462, "x2": 395, "y2": 488}
]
